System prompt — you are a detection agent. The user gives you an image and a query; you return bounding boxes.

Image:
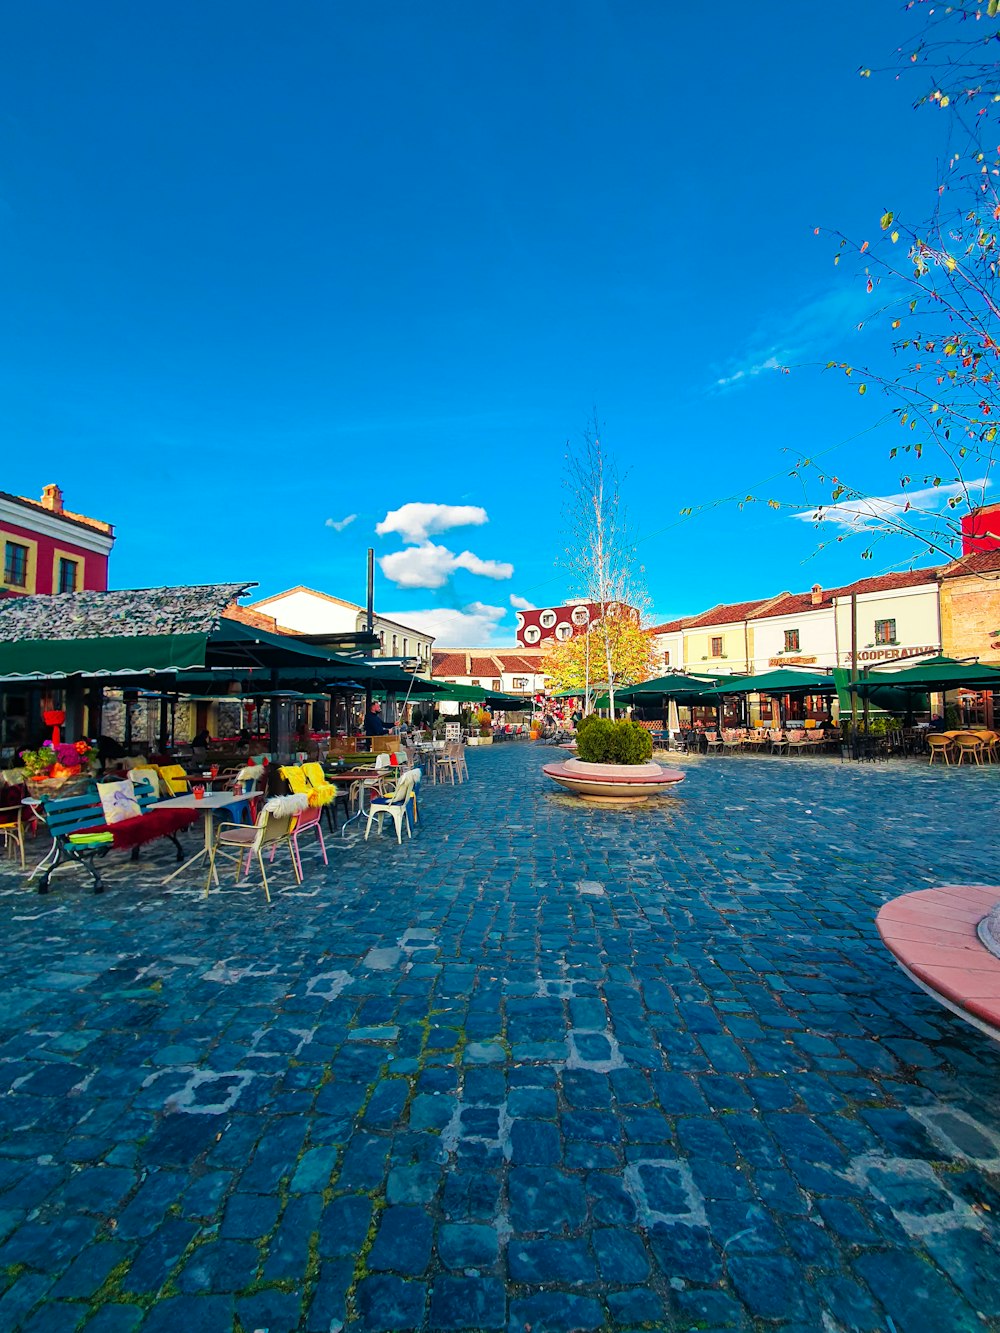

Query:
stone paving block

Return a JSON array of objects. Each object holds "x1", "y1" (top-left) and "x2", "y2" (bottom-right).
[
  {"x1": 138, "y1": 1294, "x2": 236, "y2": 1333},
  {"x1": 369, "y1": 1205, "x2": 434, "y2": 1275},
  {"x1": 506, "y1": 1291, "x2": 605, "y2": 1333},
  {"x1": 177, "y1": 1238, "x2": 259, "y2": 1293},
  {"x1": 508, "y1": 1166, "x2": 587, "y2": 1234},
  {"x1": 51, "y1": 1240, "x2": 132, "y2": 1300},
  {"x1": 854, "y1": 1248, "x2": 984, "y2": 1332},
  {"x1": 121, "y1": 1217, "x2": 199, "y2": 1295},
  {"x1": 20, "y1": 1302, "x2": 89, "y2": 1333},
  {"x1": 428, "y1": 1275, "x2": 506, "y2": 1330},
  {"x1": 355, "y1": 1274, "x2": 427, "y2": 1330},
  {"x1": 81, "y1": 1306, "x2": 144, "y2": 1333}
]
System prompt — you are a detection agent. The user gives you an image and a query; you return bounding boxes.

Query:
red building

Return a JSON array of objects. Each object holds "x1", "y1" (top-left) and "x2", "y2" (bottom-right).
[
  {"x1": 515, "y1": 599, "x2": 638, "y2": 647},
  {"x1": 0, "y1": 484, "x2": 114, "y2": 597},
  {"x1": 961, "y1": 502, "x2": 1000, "y2": 555}
]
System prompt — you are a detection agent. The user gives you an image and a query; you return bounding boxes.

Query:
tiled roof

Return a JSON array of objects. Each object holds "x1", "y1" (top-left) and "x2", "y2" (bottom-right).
[
  {"x1": 0, "y1": 584, "x2": 256, "y2": 642},
  {"x1": 686, "y1": 596, "x2": 787, "y2": 629},
  {"x1": 648, "y1": 618, "x2": 690, "y2": 635},
  {"x1": 431, "y1": 652, "x2": 468, "y2": 677},
  {"x1": 750, "y1": 593, "x2": 818, "y2": 621},
  {"x1": 939, "y1": 549, "x2": 1000, "y2": 578},
  {"x1": 469, "y1": 656, "x2": 501, "y2": 677},
  {"x1": 0, "y1": 489, "x2": 114, "y2": 536},
  {"x1": 431, "y1": 649, "x2": 546, "y2": 678},
  {"x1": 833, "y1": 568, "x2": 940, "y2": 598}
]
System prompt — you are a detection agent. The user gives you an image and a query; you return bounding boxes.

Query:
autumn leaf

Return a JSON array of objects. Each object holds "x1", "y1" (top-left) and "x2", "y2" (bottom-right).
[
  {"x1": 880, "y1": 211, "x2": 894, "y2": 230},
  {"x1": 858, "y1": 384, "x2": 867, "y2": 394}
]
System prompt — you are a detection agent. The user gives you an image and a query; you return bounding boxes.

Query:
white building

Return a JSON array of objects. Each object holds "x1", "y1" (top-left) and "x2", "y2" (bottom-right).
[
  {"x1": 248, "y1": 586, "x2": 435, "y2": 676},
  {"x1": 430, "y1": 648, "x2": 547, "y2": 698}
]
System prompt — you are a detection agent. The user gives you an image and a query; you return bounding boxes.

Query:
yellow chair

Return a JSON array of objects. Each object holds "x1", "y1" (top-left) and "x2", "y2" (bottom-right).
[
  {"x1": 158, "y1": 764, "x2": 190, "y2": 795},
  {"x1": 954, "y1": 733, "x2": 984, "y2": 766},
  {"x1": 0, "y1": 804, "x2": 25, "y2": 868},
  {"x1": 927, "y1": 735, "x2": 953, "y2": 765}
]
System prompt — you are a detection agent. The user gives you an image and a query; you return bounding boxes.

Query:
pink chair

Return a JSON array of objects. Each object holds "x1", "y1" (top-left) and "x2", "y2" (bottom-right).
[{"x1": 285, "y1": 803, "x2": 328, "y2": 878}]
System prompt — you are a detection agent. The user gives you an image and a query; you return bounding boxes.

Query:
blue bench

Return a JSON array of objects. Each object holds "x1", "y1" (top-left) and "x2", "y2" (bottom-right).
[{"x1": 35, "y1": 779, "x2": 198, "y2": 894}]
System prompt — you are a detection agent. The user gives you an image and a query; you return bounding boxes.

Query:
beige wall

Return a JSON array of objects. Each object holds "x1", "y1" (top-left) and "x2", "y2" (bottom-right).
[
  {"x1": 940, "y1": 572, "x2": 1000, "y2": 664},
  {"x1": 684, "y1": 625, "x2": 753, "y2": 673}
]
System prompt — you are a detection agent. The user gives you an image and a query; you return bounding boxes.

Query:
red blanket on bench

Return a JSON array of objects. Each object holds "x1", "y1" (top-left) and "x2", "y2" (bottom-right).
[{"x1": 79, "y1": 808, "x2": 198, "y2": 851}]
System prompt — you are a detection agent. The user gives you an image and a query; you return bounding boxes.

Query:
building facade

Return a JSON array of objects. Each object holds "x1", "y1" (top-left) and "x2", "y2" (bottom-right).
[
  {"x1": 0, "y1": 484, "x2": 114, "y2": 598},
  {"x1": 515, "y1": 599, "x2": 638, "y2": 648},
  {"x1": 431, "y1": 649, "x2": 547, "y2": 698},
  {"x1": 248, "y1": 586, "x2": 435, "y2": 676}
]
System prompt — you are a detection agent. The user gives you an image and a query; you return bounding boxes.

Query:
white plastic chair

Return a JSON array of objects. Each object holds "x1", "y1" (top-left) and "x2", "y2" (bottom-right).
[{"x1": 364, "y1": 770, "x2": 417, "y2": 843}]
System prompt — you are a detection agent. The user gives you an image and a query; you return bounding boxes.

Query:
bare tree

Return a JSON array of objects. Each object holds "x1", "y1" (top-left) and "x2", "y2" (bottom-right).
[
  {"x1": 561, "y1": 416, "x2": 646, "y2": 718},
  {"x1": 801, "y1": 2, "x2": 1000, "y2": 559}
]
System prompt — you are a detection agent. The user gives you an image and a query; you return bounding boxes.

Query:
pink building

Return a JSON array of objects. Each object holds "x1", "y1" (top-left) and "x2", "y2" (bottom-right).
[{"x1": 0, "y1": 484, "x2": 114, "y2": 597}]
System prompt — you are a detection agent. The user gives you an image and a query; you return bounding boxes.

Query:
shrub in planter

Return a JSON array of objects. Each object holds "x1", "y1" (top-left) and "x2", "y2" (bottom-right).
[{"x1": 577, "y1": 718, "x2": 652, "y2": 765}]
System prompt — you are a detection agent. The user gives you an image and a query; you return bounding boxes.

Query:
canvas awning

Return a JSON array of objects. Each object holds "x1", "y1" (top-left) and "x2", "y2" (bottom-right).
[
  {"x1": 617, "y1": 672, "x2": 722, "y2": 701},
  {"x1": 709, "y1": 668, "x2": 838, "y2": 696},
  {"x1": 848, "y1": 656, "x2": 1000, "y2": 694}
]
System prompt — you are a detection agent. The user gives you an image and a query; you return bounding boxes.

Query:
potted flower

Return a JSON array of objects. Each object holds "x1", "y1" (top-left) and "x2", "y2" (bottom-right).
[
  {"x1": 21, "y1": 739, "x2": 96, "y2": 796},
  {"x1": 543, "y1": 717, "x2": 684, "y2": 804},
  {"x1": 468, "y1": 708, "x2": 493, "y2": 746}
]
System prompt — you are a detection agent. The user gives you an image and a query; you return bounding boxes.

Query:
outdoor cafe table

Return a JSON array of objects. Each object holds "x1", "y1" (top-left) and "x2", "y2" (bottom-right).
[{"x1": 157, "y1": 791, "x2": 254, "y2": 886}]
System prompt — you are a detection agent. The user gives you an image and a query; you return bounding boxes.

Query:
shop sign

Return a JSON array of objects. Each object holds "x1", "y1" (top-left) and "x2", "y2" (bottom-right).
[
  {"x1": 840, "y1": 645, "x2": 938, "y2": 664},
  {"x1": 767, "y1": 656, "x2": 817, "y2": 666}
]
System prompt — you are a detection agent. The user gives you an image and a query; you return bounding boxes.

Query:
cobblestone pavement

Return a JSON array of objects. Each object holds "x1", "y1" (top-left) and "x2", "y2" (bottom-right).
[{"x1": 2, "y1": 744, "x2": 1000, "y2": 1332}]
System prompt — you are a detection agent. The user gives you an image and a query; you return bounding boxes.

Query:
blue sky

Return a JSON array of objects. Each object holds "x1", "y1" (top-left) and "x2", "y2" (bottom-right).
[{"x1": 0, "y1": 2, "x2": 958, "y2": 645}]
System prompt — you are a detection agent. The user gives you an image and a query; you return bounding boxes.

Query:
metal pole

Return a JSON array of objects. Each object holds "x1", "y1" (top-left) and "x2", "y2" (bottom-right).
[
  {"x1": 850, "y1": 592, "x2": 858, "y2": 733},
  {"x1": 584, "y1": 629, "x2": 591, "y2": 715},
  {"x1": 365, "y1": 549, "x2": 375, "y2": 720}
]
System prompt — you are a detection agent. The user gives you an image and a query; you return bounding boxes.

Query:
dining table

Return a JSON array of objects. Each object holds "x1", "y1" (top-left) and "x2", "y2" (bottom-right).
[{"x1": 157, "y1": 790, "x2": 256, "y2": 885}]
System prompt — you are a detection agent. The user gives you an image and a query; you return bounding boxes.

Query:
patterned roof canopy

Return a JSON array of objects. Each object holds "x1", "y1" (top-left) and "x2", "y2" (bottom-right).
[{"x1": 0, "y1": 584, "x2": 256, "y2": 642}]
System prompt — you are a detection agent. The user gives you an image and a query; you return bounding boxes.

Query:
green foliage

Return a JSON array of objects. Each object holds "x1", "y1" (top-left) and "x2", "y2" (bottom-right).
[
  {"x1": 944, "y1": 703, "x2": 962, "y2": 730},
  {"x1": 577, "y1": 718, "x2": 653, "y2": 764}
]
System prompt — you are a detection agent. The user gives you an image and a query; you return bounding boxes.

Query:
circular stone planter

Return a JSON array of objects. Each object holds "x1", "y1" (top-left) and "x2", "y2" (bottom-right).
[{"x1": 542, "y1": 757, "x2": 684, "y2": 804}]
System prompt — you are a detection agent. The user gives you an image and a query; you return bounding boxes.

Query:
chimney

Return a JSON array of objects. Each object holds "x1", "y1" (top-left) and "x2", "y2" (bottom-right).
[
  {"x1": 40, "y1": 484, "x2": 63, "y2": 513},
  {"x1": 810, "y1": 583, "x2": 823, "y2": 606}
]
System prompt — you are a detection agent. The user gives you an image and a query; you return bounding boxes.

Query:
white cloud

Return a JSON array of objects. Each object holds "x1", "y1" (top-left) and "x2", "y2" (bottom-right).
[
  {"x1": 325, "y1": 514, "x2": 357, "y2": 532},
  {"x1": 378, "y1": 542, "x2": 514, "y2": 590},
  {"x1": 793, "y1": 477, "x2": 990, "y2": 532},
  {"x1": 376, "y1": 502, "x2": 488, "y2": 544},
  {"x1": 715, "y1": 355, "x2": 784, "y2": 389},
  {"x1": 714, "y1": 287, "x2": 871, "y2": 393},
  {"x1": 384, "y1": 601, "x2": 509, "y2": 648},
  {"x1": 510, "y1": 594, "x2": 536, "y2": 610}
]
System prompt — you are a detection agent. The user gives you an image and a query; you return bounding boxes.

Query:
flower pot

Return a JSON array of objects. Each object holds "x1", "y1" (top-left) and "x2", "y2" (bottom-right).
[{"x1": 542, "y1": 757, "x2": 684, "y2": 804}]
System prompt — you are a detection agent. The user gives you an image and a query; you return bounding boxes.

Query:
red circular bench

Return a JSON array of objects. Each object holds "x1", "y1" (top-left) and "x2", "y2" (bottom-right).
[{"x1": 876, "y1": 885, "x2": 1000, "y2": 1043}]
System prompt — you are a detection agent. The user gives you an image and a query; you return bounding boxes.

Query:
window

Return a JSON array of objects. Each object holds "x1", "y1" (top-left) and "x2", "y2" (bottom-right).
[
  {"x1": 513, "y1": 676, "x2": 528, "y2": 690},
  {"x1": 539, "y1": 609, "x2": 556, "y2": 629},
  {"x1": 711, "y1": 636, "x2": 723, "y2": 657},
  {"x1": 784, "y1": 628, "x2": 800, "y2": 653},
  {"x1": 555, "y1": 623, "x2": 572, "y2": 641},
  {"x1": 57, "y1": 558, "x2": 78, "y2": 594},
  {"x1": 391, "y1": 634, "x2": 398, "y2": 655},
  {"x1": 875, "y1": 619, "x2": 897, "y2": 646},
  {"x1": 662, "y1": 650, "x2": 671, "y2": 666},
  {"x1": 471, "y1": 679, "x2": 480, "y2": 687},
  {"x1": 523, "y1": 626, "x2": 541, "y2": 644},
  {"x1": 492, "y1": 679, "x2": 501, "y2": 690},
  {"x1": 402, "y1": 637, "x2": 408, "y2": 656},
  {"x1": 3, "y1": 543, "x2": 28, "y2": 588}
]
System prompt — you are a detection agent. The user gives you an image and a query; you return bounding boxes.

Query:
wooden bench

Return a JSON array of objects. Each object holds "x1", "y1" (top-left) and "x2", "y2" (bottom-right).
[{"x1": 35, "y1": 780, "x2": 199, "y2": 894}]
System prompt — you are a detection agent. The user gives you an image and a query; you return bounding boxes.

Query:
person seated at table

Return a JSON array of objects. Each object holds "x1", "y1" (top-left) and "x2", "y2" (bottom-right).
[
  {"x1": 364, "y1": 703, "x2": 387, "y2": 737},
  {"x1": 192, "y1": 729, "x2": 211, "y2": 750}
]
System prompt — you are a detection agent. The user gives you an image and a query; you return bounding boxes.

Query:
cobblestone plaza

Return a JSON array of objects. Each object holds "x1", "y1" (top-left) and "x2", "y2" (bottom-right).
[{"x1": 1, "y1": 745, "x2": 999, "y2": 1331}]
